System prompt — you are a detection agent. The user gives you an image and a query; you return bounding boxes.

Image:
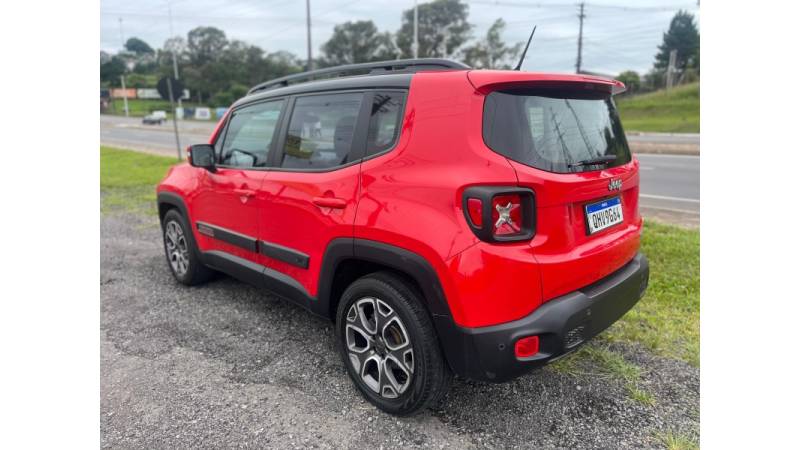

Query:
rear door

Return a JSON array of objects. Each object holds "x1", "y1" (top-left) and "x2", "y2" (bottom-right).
[
  {"x1": 256, "y1": 91, "x2": 371, "y2": 298},
  {"x1": 191, "y1": 99, "x2": 284, "y2": 264},
  {"x1": 482, "y1": 87, "x2": 641, "y2": 301}
]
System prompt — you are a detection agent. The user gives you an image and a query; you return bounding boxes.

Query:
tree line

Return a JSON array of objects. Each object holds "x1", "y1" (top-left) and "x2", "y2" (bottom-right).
[{"x1": 100, "y1": 0, "x2": 699, "y2": 106}]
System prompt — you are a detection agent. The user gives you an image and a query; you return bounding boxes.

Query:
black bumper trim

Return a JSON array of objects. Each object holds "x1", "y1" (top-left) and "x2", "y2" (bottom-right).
[{"x1": 435, "y1": 252, "x2": 649, "y2": 382}]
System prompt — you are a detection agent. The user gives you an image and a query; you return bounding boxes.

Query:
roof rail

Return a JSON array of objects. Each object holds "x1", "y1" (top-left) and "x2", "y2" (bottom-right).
[{"x1": 247, "y1": 58, "x2": 470, "y2": 95}]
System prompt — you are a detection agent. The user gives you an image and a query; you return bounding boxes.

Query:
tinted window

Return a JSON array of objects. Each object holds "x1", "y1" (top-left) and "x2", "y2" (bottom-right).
[
  {"x1": 220, "y1": 100, "x2": 283, "y2": 168},
  {"x1": 365, "y1": 92, "x2": 405, "y2": 157},
  {"x1": 483, "y1": 90, "x2": 631, "y2": 173},
  {"x1": 280, "y1": 93, "x2": 364, "y2": 169}
]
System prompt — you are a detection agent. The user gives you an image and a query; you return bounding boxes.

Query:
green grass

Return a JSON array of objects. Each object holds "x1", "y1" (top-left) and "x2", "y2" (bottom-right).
[
  {"x1": 100, "y1": 146, "x2": 178, "y2": 215},
  {"x1": 106, "y1": 99, "x2": 207, "y2": 118},
  {"x1": 609, "y1": 221, "x2": 700, "y2": 366},
  {"x1": 655, "y1": 431, "x2": 699, "y2": 450},
  {"x1": 617, "y1": 82, "x2": 699, "y2": 133},
  {"x1": 550, "y1": 344, "x2": 655, "y2": 406}
]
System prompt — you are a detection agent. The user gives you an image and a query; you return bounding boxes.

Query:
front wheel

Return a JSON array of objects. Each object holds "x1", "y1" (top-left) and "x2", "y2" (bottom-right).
[
  {"x1": 161, "y1": 209, "x2": 215, "y2": 285},
  {"x1": 336, "y1": 272, "x2": 452, "y2": 416}
]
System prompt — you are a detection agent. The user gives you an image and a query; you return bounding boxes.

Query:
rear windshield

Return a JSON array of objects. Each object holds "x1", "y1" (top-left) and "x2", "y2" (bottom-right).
[{"x1": 483, "y1": 89, "x2": 631, "y2": 173}]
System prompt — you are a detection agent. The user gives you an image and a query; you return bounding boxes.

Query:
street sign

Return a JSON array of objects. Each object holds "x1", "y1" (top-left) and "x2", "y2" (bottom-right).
[{"x1": 157, "y1": 76, "x2": 185, "y2": 102}]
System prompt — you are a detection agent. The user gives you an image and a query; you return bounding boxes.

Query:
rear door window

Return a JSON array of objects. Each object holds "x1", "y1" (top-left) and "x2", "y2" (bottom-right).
[
  {"x1": 279, "y1": 92, "x2": 364, "y2": 170},
  {"x1": 483, "y1": 89, "x2": 631, "y2": 173},
  {"x1": 365, "y1": 91, "x2": 405, "y2": 157}
]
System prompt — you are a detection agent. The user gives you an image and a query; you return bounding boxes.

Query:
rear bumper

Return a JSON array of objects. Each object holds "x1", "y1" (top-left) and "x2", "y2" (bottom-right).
[{"x1": 434, "y1": 252, "x2": 649, "y2": 382}]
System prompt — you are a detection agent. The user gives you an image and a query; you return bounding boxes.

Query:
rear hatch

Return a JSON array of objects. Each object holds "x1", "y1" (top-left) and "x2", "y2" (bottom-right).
[{"x1": 472, "y1": 71, "x2": 642, "y2": 301}]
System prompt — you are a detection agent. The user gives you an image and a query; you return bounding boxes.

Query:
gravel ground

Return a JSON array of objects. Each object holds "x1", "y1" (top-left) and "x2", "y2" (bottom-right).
[{"x1": 101, "y1": 213, "x2": 699, "y2": 449}]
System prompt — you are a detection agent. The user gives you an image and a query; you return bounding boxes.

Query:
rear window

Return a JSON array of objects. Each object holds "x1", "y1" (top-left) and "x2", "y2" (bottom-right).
[{"x1": 483, "y1": 89, "x2": 631, "y2": 173}]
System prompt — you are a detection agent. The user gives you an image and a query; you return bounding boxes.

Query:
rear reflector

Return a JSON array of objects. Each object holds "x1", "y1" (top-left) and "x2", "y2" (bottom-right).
[{"x1": 514, "y1": 335, "x2": 539, "y2": 358}]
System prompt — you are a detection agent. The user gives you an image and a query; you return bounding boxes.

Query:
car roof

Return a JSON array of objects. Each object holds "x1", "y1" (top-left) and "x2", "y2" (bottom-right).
[{"x1": 234, "y1": 72, "x2": 416, "y2": 108}]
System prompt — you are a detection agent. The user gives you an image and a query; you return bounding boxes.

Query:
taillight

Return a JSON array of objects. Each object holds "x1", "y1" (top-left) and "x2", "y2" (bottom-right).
[
  {"x1": 462, "y1": 186, "x2": 535, "y2": 242},
  {"x1": 515, "y1": 335, "x2": 540, "y2": 358},
  {"x1": 466, "y1": 198, "x2": 483, "y2": 227},
  {"x1": 491, "y1": 194, "x2": 523, "y2": 236}
]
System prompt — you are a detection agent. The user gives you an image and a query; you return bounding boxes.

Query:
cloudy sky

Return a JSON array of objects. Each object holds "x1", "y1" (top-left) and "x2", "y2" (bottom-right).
[{"x1": 100, "y1": 0, "x2": 699, "y2": 75}]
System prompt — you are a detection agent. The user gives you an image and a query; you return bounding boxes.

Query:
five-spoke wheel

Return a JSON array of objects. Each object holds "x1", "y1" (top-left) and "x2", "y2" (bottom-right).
[
  {"x1": 345, "y1": 297, "x2": 415, "y2": 399},
  {"x1": 336, "y1": 272, "x2": 452, "y2": 416},
  {"x1": 164, "y1": 220, "x2": 190, "y2": 277}
]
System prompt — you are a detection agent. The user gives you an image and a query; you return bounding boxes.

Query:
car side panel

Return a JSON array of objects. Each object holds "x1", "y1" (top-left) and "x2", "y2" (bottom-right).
[{"x1": 354, "y1": 71, "x2": 537, "y2": 328}]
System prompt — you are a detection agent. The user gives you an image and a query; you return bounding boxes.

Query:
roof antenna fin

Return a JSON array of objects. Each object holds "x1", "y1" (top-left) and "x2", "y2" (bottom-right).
[{"x1": 513, "y1": 26, "x2": 537, "y2": 71}]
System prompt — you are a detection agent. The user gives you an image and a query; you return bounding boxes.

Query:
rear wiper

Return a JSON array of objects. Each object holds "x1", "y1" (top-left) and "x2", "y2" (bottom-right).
[{"x1": 568, "y1": 155, "x2": 617, "y2": 168}]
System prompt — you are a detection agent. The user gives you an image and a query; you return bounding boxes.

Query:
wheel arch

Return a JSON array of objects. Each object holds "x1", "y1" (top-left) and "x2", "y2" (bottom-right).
[
  {"x1": 157, "y1": 191, "x2": 190, "y2": 225},
  {"x1": 318, "y1": 239, "x2": 452, "y2": 321}
]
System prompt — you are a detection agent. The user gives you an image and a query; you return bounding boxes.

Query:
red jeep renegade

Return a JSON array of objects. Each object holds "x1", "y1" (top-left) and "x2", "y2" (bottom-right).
[{"x1": 156, "y1": 59, "x2": 649, "y2": 416}]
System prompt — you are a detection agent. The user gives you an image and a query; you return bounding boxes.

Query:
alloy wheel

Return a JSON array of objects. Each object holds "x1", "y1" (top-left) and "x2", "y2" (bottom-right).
[
  {"x1": 345, "y1": 297, "x2": 415, "y2": 399},
  {"x1": 165, "y1": 220, "x2": 190, "y2": 276}
]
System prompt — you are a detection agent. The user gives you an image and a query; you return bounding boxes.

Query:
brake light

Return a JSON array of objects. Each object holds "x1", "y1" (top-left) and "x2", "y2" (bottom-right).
[
  {"x1": 515, "y1": 335, "x2": 540, "y2": 358},
  {"x1": 492, "y1": 194, "x2": 523, "y2": 237},
  {"x1": 462, "y1": 186, "x2": 535, "y2": 243}
]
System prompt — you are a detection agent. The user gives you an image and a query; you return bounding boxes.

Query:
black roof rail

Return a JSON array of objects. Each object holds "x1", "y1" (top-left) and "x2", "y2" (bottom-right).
[{"x1": 247, "y1": 58, "x2": 469, "y2": 95}]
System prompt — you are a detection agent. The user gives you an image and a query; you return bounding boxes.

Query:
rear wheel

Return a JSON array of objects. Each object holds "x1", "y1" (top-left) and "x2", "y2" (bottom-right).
[
  {"x1": 161, "y1": 209, "x2": 215, "y2": 285},
  {"x1": 336, "y1": 272, "x2": 452, "y2": 416}
]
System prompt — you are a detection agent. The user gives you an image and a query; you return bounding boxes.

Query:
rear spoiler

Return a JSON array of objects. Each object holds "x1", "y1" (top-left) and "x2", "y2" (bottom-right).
[{"x1": 467, "y1": 70, "x2": 626, "y2": 95}]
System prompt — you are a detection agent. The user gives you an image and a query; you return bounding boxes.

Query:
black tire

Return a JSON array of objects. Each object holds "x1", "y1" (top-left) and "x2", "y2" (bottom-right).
[
  {"x1": 161, "y1": 209, "x2": 215, "y2": 286},
  {"x1": 336, "y1": 271, "x2": 452, "y2": 416}
]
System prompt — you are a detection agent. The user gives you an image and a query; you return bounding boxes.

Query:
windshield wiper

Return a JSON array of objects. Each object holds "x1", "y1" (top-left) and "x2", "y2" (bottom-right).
[{"x1": 568, "y1": 155, "x2": 617, "y2": 168}]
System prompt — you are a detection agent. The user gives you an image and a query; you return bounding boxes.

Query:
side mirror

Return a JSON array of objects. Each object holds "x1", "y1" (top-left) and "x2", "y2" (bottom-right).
[{"x1": 189, "y1": 144, "x2": 216, "y2": 171}]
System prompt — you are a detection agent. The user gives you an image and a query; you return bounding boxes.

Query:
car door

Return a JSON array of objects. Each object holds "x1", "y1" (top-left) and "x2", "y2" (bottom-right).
[
  {"x1": 256, "y1": 91, "x2": 371, "y2": 299},
  {"x1": 191, "y1": 99, "x2": 285, "y2": 265}
]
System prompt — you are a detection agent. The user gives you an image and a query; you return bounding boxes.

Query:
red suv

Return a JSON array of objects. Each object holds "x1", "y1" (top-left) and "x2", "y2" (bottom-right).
[{"x1": 156, "y1": 59, "x2": 649, "y2": 416}]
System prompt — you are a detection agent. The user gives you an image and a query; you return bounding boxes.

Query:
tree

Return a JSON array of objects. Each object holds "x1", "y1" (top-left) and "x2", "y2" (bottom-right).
[
  {"x1": 125, "y1": 37, "x2": 154, "y2": 55},
  {"x1": 654, "y1": 10, "x2": 699, "y2": 71},
  {"x1": 187, "y1": 26, "x2": 228, "y2": 65},
  {"x1": 461, "y1": 19, "x2": 521, "y2": 69},
  {"x1": 396, "y1": 0, "x2": 472, "y2": 59},
  {"x1": 616, "y1": 70, "x2": 641, "y2": 94},
  {"x1": 100, "y1": 56, "x2": 126, "y2": 86},
  {"x1": 321, "y1": 20, "x2": 397, "y2": 66}
]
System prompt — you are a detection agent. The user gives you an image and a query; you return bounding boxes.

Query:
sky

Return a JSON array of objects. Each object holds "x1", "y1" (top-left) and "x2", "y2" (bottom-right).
[{"x1": 100, "y1": 0, "x2": 700, "y2": 75}]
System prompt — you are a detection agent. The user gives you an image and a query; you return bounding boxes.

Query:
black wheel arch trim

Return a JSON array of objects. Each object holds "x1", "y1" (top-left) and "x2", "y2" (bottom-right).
[{"x1": 157, "y1": 191, "x2": 190, "y2": 223}]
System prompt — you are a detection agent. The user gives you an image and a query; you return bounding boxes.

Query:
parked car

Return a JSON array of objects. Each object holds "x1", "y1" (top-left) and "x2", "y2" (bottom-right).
[
  {"x1": 156, "y1": 59, "x2": 649, "y2": 416},
  {"x1": 142, "y1": 110, "x2": 167, "y2": 125}
]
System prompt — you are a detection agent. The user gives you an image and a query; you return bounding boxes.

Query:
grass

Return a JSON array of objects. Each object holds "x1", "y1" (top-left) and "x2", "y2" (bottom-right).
[
  {"x1": 610, "y1": 221, "x2": 700, "y2": 366},
  {"x1": 100, "y1": 146, "x2": 178, "y2": 215},
  {"x1": 617, "y1": 82, "x2": 699, "y2": 133},
  {"x1": 106, "y1": 98, "x2": 209, "y2": 118},
  {"x1": 655, "y1": 431, "x2": 699, "y2": 450},
  {"x1": 550, "y1": 344, "x2": 655, "y2": 406}
]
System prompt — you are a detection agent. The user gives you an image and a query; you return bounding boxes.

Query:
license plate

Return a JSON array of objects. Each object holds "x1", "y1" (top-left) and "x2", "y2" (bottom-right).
[{"x1": 585, "y1": 197, "x2": 624, "y2": 234}]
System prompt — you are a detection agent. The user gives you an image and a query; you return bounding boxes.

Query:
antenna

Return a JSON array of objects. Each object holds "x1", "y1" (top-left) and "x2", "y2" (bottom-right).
[{"x1": 514, "y1": 26, "x2": 537, "y2": 71}]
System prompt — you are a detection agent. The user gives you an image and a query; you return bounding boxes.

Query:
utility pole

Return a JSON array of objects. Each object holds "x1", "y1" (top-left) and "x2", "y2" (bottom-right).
[
  {"x1": 413, "y1": 0, "x2": 419, "y2": 58},
  {"x1": 306, "y1": 0, "x2": 313, "y2": 71},
  {"x1": 666, "y1": 49, "x2": 677, "y2": 90},
  {"x1": 167, "y1": 0, "x2": 182, "y2": 108},
  {"x1": 166, "y1": 77, "x2": 182, "y2": 160},
  {"x1": 575, "y1": 2, "x2": 585, "y2": 74},
  {"x1": 118, "y1": 17, "x2": 129, "y2": 117}
]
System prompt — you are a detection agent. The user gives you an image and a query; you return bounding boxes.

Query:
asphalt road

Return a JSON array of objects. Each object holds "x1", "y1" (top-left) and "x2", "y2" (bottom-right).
[
  {"x1": 100, "y1": 115, "x2": 700, "y2": 225},
  {"x1": 101, "y1": 212, "x2": 699, "y2": 448}
]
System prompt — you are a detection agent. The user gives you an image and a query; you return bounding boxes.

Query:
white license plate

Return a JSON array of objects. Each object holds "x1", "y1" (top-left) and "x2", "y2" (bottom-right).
[{"x1": 585, "y1": 197, "x2": 624, "y2": 234}]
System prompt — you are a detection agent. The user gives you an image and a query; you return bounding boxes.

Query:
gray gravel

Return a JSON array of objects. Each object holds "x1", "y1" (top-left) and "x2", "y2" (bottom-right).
[{"x1": 101, "y1": 213, "x2": 699, "y2": 449}]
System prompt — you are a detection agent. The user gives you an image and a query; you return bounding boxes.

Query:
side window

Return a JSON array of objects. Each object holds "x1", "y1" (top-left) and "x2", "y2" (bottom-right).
[
  {"x1": 220, "y1": 100, "x2": 283, "y2": 168},
  {"x1": 365, "y1": 91, "x2": 405, "y2": 157},
  {"x1": 280, "y1": 92, "x2": 364, "y2": 170}
]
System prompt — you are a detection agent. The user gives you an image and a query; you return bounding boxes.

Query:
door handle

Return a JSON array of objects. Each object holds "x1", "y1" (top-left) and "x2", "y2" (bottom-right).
[
  {"x1": 233, "y1": 189, "x2": 256, "y2": 197},
  {"x1": 312, "y1": 197, "x2": 347, "y2": 209}
]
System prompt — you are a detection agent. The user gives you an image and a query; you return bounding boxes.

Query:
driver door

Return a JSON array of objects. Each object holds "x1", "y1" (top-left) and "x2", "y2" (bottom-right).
[{"x1": 192, "y1": 99, "x2": 285, "y2": 264}]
